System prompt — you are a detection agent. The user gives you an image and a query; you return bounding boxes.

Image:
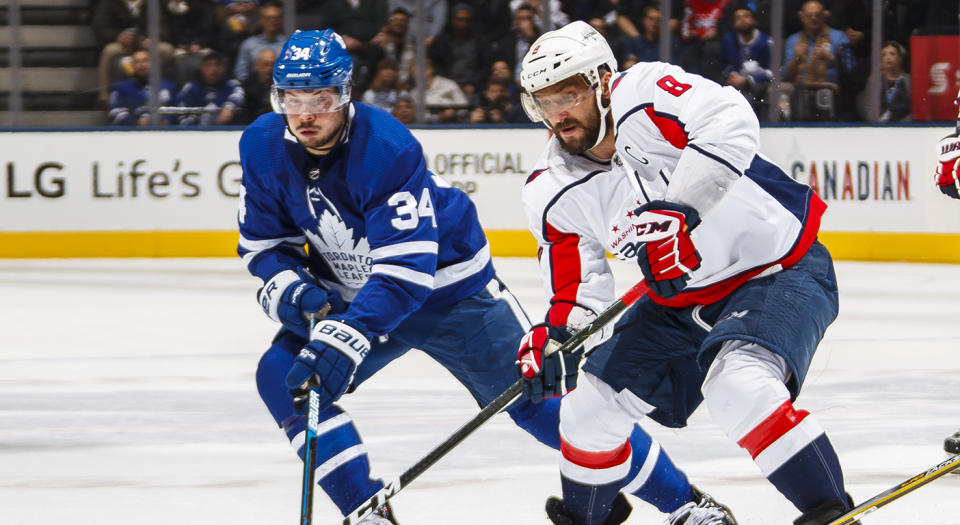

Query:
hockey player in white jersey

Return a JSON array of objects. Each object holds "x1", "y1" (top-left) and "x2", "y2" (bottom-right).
[
  {"x1": 238, "y1": 28, "x2": 714, "y2": 523},
  {"x1": 933, "y1": 95, "x2": 960, "y2": 457},
  {"x1": 516, "y1": 21, "x2": 853, "y2": 525}
]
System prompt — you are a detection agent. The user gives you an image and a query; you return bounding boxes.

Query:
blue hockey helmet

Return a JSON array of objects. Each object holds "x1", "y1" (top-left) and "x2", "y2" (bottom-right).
[{"x1": 271, "y1": 29, "x2": 353, "y2": 115}]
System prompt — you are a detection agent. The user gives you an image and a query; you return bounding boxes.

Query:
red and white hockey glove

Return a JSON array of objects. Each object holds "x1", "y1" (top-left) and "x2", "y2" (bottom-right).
[
  {"x1": 936, "y1": 131, "x2": 960, "y2": 199},
  {"x1": 632, "y1": 200, "x2": 702, "y2": 298},
  {"x1": 516, "y1": 323, "x2": 581, "y2": 403}
]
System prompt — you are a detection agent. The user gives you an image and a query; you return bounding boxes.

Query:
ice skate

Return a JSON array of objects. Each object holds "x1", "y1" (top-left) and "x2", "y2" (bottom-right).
[
  {"x1": 666, "y1": 486, "x2": 738, "y2": 525},
  {"x1": 545, "y1": 493, "x2": 632, "y2": 525},
  {"x1": 357, "y1": 502, "x2": 399, "y2": 525},
  {"x1": 944, "y1": 429, "x2": 960, "y2": 455},
  {"x1": 792, "y1": 495, "x2": 858, "y2": 525}
]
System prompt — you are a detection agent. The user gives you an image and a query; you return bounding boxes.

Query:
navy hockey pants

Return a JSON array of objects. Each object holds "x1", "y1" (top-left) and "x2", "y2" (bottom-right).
[{"x1": 583, "y1": 240, "x2": 839, "y2": 428}]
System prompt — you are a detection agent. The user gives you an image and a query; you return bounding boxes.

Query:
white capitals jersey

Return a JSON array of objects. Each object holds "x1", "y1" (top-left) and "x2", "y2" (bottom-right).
[{"x1": 522, "y1": 62, "x2": 825, "y2": 325}]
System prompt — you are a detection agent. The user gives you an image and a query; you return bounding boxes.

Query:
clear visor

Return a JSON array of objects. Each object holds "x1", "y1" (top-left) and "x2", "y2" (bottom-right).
[
  {"x1": 522, "y1": 84, "x2": 597, "y2": 122},
  {"x1": 271, "y1": 86, "x2": 351, "y2": 115}
]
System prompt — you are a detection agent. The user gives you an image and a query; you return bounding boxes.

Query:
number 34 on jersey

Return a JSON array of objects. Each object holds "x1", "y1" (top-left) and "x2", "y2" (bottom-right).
[{"x1": 389, "y1": 188, "x2": 437, "y2": 230}]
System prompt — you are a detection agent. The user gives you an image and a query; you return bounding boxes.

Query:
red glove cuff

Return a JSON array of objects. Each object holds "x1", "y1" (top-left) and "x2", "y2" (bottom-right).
[{"x1": 517, "y1": 325, "x2": 551, "y2": 378}]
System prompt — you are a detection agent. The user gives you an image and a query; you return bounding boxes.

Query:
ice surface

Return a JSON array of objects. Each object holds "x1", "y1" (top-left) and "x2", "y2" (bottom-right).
[{"x1": 0, "y1": 257, "x2": 957, "y2": 524}]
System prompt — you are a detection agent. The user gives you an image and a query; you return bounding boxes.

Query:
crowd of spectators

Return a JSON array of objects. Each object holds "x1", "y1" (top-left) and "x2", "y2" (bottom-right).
[{"x1": 92, "y1": 0, "x2": 955, "y2": 126}]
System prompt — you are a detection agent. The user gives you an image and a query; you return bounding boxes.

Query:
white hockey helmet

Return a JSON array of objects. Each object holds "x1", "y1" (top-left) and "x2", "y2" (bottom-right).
[{"x1": 519, "y1": 21, "x2": 617, "y2": 146}]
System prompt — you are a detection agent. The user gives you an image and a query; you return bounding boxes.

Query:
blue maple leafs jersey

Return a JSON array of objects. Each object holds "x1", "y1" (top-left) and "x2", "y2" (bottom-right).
[{"x1": 237, "y1": 103, "x2": 494, "y2": 336}]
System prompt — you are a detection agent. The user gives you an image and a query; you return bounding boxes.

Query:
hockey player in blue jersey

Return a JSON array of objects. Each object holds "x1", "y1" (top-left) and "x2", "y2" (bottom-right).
[{"x1": 237, "y1": 29, "x2": 707, "y2": 523}]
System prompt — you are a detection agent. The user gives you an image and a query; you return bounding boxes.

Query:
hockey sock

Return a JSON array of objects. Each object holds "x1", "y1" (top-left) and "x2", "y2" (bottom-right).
[
  {"x1": 621, "y1": 426, "x2": 695, "y2": 513},
  {"x1": 765, "y1": 433, "x2": 848, "y2": 513},
  {"x1": 738, "y1": 402, "x2": 847, "y2": 513},
  {"x1": 282, "y1": 405, "x2": 384, "y2": 515},
  {"x1": 558, "y1": 432, "x2": 632, "y2": 525},
  {"x1": 559, "y1": 474, "x2": 624, "y2": 525},
  {"x1": 509, "y1": 395, "x2": 694, "y2": 513},
  {"x1": 506, "y1": 395, "x2": 563, "y2": 450}
]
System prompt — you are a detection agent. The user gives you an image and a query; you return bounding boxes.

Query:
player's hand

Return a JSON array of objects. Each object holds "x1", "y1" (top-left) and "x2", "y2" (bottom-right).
[
  {"x1": 516, "y1": 323, "x2": 581, "y2": 403},
  {"x1": 936, "y1": 131, "x2": 960, "y2": 199},
  {"x1": 286, "y1": 318, "x2": 370, "y2": 411},
  {"x1": 258, "y1": 268, "x2": 345, "y2": 337},
  {"x1": 632, "y1": 200, "x2": 702, "y2": 298}
]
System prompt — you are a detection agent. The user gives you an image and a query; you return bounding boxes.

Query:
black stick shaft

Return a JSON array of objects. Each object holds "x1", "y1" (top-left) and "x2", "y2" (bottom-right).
[
  {"x1": 299, "y1": 388, "x2": 321, "y2": 525},
  {"x1": 343, "y1": 280, "x2": 649, "y2": 525}
]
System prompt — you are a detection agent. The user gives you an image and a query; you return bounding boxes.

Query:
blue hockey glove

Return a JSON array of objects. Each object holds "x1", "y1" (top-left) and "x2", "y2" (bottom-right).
[
  {"x1": 516, "y1": 323, "x2": 582, "y2": 403},
  {"x1": 286, "y1": 318, "x2": 371, "y2": 411},
  {"x1": 632, "y1": 200, "x2": 702, "y2": 299},
  {"x1": 257, "y1": 268, "x2": 345, "y2": 337}
]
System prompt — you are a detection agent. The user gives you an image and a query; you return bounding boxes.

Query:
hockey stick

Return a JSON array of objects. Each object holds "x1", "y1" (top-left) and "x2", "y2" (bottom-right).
[
  {"x1": 299, "y1": 387, "x2": 321, "y2": 525},
  {"x1": 827, "y1": 453, "x2": 960, "y2": 525},
  {"x1": 298, "y1": 305, "x2": 331, "y2": 525},
  {"x1": 342, "y1": 280, "x2": 651, "y2": 525}
]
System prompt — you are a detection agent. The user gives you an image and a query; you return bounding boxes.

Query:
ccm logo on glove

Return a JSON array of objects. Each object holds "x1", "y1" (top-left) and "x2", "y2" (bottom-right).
[
  {"x1": 631, "y1": 200, "x2": 703, "y2": 298},
  {"x1": 635, "y1": 218, "x2": 680, "y2": 238}
]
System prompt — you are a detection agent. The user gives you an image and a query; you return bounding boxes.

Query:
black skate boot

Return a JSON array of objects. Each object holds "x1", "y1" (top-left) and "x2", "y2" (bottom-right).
[
  {"x1": 666, "y1": 486, "x2": 738, "y2": 525},
  {"x1": 945, "y1": 429, "x2": 960, "y2": 455},
  {"x1": 793, "y1": 495, "x2": 858, "y2": 525},
  {"x1": 357, "y1": 502, "x2": 399, "y2": 525},
  {"x1": 545, "y1": 493, "x2": 632, "y2": 525}
]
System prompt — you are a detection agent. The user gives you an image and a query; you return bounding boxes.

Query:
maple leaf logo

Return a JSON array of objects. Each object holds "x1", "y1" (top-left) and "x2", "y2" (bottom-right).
[{"x1": 305, "y1": 209, "x2": 372, "y2": 288}]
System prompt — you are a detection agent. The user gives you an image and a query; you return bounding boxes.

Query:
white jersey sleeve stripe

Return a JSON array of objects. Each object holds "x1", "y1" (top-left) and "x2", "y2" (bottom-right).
[
  {"x1": 370, "y1": 264, "x2": 435, "y2": 289},
  {"x1": 239, "y1": 234, "x2": 307, "y2": 266},
  {"x1": 238, "y1": 233, "x2": 307, "y2": 251},
  {"x1": 434, "y1": 242, "x2": 491, "y2": 288},
  {"x1": 369, "y1": 241, "x2": 439, "y2": 260}
]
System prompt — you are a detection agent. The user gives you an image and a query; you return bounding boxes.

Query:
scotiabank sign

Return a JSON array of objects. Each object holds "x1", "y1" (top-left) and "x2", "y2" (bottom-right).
[{"x1": 910, "y1": 35, "x2": 959, "y2": 121}]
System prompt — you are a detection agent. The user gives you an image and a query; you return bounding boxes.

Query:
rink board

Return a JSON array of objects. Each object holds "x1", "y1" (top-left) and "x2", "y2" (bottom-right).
[{"x1": 1, "y1": 126, "x2": 958, "y2": 261}]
